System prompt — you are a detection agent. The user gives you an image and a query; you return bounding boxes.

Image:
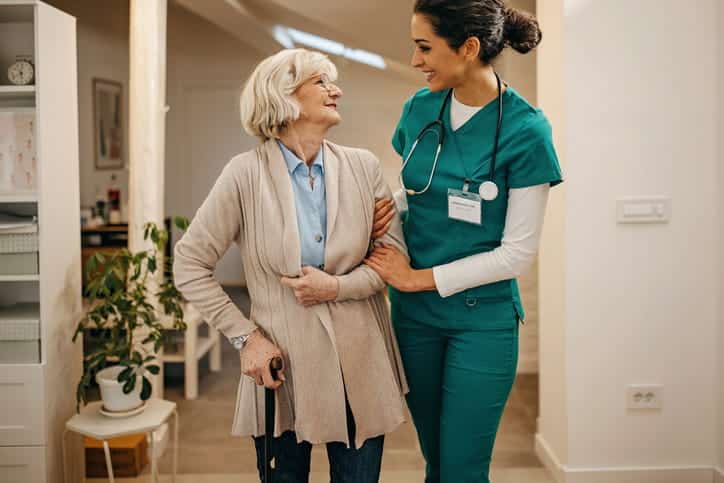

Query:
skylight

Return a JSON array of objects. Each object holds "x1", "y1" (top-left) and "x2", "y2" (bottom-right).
[{"x1": 272, "y1": 25, "x2": 386, "y2": 70}]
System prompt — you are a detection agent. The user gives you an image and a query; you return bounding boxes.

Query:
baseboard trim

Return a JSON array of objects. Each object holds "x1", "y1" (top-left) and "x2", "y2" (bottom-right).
[
  {"x1": 564, "y1": 465, "x2": 713, "y2": 483},
  {"x1": 535, "y1": 433, "x2": 717, "y2": 483},
  {"x1": 715, "y1": 466, "x2": 724, "y2": 483},
  {"x1": 534, "y1": 432, "x2": 565, "y2": 483}
]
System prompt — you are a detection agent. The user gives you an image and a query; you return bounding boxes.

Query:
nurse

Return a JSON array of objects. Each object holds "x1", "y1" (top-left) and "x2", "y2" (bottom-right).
[{"x1": 364, "y1": 1, "x2": 562, "y2": 482}]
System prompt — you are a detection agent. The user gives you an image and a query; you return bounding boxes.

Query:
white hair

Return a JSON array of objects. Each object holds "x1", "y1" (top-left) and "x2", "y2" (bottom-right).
[{"x1": 240, "y1": 48, "x2": 338, "y2": 141}]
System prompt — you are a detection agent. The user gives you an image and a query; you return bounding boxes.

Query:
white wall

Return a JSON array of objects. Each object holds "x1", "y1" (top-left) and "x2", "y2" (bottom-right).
[
  {"x1": 538, "y1": 0, "x2": 721, "y2": 479},
  {"x1": 498, "y1": 0, "x2": 540, "y2": 374},
  {"x1": 535, "y1": 0, "x2": 568, "y2": 472},
  {"x1": 718, "y1": 1, "x2": 724, "y2": 477},
  {"x1": 163, "y1": 3, "x2": 266, "y2": 285}
]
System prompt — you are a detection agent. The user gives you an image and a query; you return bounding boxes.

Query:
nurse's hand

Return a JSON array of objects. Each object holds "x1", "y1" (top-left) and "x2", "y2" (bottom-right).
[
  {"x1": 372, "y1": 198, "x2": 395, "y2": 239},
  {"x1": 364, "y1": 244, "x2": 436, "y2": 292},
  {"x1": 281, "y1": 265, "x2": 339, "y2": 306}
]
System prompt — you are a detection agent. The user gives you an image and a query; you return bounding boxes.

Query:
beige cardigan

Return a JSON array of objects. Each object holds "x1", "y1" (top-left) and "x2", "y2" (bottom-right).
[{"x1": 173, "y1": 139, "x2": 409, "y2": 447}]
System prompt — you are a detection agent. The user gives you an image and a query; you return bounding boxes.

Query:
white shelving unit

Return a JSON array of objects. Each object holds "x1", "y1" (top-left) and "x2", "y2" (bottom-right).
[
  {"x1": 0, "y1": 2, "x2": 81, "y2": 483},
  {"x1": 0, "y1": 84, "x2": 35, "y2": 97},
  {"x1": 0, "y1": 191, "x2": 38, "y2": 202},
  {"x1": 0, "y1": 274, "x2": 40, "y2": 281}
]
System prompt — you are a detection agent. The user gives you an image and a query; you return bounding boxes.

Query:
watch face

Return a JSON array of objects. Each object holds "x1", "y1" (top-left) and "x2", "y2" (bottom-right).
[
  {"x1": 230, "y1": 335, "x2": 244, "y2": 350},
  {"x1": 8, "y1": 61, "x2": 34, "y2": 86}
]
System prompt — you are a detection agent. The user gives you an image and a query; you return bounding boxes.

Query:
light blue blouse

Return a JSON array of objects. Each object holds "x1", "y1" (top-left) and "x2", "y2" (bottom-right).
[{"x1": 277, "y1": 140, "x2": 327, "y2": 268}]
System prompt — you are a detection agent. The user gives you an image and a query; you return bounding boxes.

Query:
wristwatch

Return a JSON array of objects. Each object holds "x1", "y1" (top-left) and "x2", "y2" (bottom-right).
[{"x1": 230, "y1": 329, "x2": 257, "y2": 351}]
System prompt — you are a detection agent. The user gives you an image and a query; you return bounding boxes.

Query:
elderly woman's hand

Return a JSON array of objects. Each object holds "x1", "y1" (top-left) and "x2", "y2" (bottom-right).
[
  {"x1": 240, "y1": 330, "x2": 285, "y2": 389},
  {"x1": 281, "y1": 265, "x2": 339, "y2": 306}
]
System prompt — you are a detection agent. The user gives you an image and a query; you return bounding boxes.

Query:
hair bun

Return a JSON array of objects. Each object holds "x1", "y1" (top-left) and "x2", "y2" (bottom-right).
[{"x1": 503, "y1": 7, "x2": 542, "y2": 54}]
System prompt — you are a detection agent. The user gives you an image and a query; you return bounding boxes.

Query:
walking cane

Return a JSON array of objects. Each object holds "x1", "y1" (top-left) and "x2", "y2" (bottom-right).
[{"x1": 264, "y1": 357, "x2": 283, "y2": 483}]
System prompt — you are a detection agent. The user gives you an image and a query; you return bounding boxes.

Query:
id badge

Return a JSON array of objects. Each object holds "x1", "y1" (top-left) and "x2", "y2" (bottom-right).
[{"x1": 448, "y1": 188, "x2": 482, "y2": 225}]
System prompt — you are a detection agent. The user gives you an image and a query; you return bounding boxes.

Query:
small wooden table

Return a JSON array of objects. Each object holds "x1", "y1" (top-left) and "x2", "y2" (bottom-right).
[{"x1": 63, "y1": 399, "x2": 178, "y2": 483}]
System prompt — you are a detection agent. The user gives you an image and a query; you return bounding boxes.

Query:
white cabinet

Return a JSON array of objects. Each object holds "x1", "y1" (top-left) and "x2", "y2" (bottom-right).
[
  {"x1": 0, "y1": 446, "x2": 46, "y2": 483},
  {"x1": 0, "y1": 2, "x2": 81, "y2": 482},
  {"x1": 0, "y1": 364, "x2": 44, "y2": 446}
]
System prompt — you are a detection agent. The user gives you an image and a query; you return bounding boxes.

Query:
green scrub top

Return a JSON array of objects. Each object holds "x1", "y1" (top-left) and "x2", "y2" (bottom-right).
[{"x1": 389, "y1": 86, "x2": 563, "y2": 330}]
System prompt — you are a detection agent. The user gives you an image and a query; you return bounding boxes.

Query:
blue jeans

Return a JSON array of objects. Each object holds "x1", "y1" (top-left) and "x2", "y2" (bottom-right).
[{"x1": 253, "y1": 399, "x2": 384, "y2": 483}]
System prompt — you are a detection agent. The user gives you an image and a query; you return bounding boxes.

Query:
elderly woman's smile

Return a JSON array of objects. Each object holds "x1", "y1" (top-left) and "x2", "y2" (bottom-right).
[{"x1": 294, "y1": 74, "x2": 343, "y2": 127}]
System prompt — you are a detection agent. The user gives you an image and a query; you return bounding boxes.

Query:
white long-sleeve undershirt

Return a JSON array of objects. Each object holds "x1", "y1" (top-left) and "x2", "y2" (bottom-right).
[{"x1": 393, "y1": 185, "x2": 549, "y2": 298}]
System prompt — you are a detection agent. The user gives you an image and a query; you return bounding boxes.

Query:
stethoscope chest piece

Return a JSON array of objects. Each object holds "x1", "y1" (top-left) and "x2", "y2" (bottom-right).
[{"x1": 478, "y1": 180, "x2": 499, "y2": 201}]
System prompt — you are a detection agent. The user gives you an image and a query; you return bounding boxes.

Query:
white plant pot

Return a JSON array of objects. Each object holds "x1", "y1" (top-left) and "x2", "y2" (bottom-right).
[{"x1": 96, "y1": 365, "x2": 144, "y2": 412}]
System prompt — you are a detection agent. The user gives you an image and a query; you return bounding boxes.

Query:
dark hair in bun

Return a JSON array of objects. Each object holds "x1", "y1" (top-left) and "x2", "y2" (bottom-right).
[
  {"x1": 414, "y1": 0, "x2": 542, "y2": 64},
  {"x1": 503, "y1": 7, "x2": 542, "y2": 54}
]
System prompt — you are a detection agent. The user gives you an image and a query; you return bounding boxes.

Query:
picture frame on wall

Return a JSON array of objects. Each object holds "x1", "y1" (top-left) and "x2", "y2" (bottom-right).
[{"x1": 93, "y1": 78, "x2": 124, "y2": 170}]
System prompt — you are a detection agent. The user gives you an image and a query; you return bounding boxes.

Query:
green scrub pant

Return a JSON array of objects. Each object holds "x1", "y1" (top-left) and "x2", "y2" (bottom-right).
[{"x1": 394, "y1": 315, "x2": 519, "y2": 483}]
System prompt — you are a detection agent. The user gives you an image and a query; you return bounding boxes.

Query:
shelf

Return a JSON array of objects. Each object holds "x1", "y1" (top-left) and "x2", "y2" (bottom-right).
[
  {"x1": 0, "y1": 85, "x2": 36, "y2": 99},
  {"x1": 0, "y1": 302, "x2": 39, "y2": 320},
  {"x1": 0, "y1": 192, "x2": 38, "y2": 203},
  {"x1": 162, "y1": 337, "x2": 215, "y2": 363},
  {"x1": 0, "y1": 274, "x2": 39, "y2": 282}
]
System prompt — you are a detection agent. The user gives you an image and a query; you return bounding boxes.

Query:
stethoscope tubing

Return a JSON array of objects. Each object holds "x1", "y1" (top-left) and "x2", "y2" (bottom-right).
[{"x1": 399, "y1": 72, "x2": 503, "y2": 198}]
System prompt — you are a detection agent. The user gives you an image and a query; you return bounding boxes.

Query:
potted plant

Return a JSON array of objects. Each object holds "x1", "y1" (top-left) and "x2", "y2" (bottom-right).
[{"x1": 73, "y1": 217, "x2": 189, "y2": 413}]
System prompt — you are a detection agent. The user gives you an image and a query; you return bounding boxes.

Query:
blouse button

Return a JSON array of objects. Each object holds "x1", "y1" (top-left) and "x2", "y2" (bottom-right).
[{"x1": 465, "y1": 298, "x2": 477, "y2": 307}]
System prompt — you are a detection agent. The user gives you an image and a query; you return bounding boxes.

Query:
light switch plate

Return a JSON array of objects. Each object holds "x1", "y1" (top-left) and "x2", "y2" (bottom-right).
[{"x1": 616, "y1": 197, "x2": 670, "y2": 224}]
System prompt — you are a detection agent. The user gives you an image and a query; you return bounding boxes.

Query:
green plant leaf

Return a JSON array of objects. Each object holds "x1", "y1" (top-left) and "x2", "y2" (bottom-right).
[
  {"x1": 147, "y1": 256, "x2": 157, "y2": 274},
  {"x1": 173, "y1": 216, "x2": 190, "y2": 231},
  {"x1": 123, "y1": 373, "x2": 137, "y2": 394},
  {"x1": 140, "y1": 377, "x2": 152, "y2": 400},
  {"x1": 146, "y1": 364, "x2": 160, "y2": 375},
  {"x1": 118, "y1": 366, "x2": 133, "y2": 382},
  {"x1": 150, "y1": 225, "x2": 159, "y2": 244},
  {"x1": 86, "y1": 254, "x2": 98, "y2": 275}
]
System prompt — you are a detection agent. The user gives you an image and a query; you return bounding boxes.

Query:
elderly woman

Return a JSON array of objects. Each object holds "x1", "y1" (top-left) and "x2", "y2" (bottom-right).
[{"x1": 173, "y1": 48, "x2": 408, "y2": 482}]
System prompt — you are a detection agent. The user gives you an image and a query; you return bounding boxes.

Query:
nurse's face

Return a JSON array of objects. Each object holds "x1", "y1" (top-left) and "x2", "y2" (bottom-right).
[
  {"x1": 294, "y1": 73, "x2": 343, "y2": 128},
  {"x1": 410, "y1": 13, "x2": 468, "y2": 92}
]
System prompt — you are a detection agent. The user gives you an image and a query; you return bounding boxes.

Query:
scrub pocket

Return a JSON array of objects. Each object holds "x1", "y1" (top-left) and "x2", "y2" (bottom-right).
[{"x1": 456, "y1": 323, "x2": 519, "y2": 376}]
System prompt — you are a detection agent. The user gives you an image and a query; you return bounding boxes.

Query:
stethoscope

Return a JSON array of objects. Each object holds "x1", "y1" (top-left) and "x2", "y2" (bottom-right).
[{"x1": 398, "y1": 72, "x2": 503, "y2": 201}]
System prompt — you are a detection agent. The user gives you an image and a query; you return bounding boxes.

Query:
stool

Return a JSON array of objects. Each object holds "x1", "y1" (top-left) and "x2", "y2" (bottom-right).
[{"x1": 63, "y1": 399, "x2": 178, "y2": 483}]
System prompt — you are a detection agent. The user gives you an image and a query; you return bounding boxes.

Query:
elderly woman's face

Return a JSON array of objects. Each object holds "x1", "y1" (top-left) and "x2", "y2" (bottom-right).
[{"x1": 294, "y1": 74, "x2": 343, "y2": 128}]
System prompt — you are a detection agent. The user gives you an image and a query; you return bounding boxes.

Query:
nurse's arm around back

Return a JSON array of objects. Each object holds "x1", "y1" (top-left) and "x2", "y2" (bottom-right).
[{"x1": 367, "y1": 183, "x2": 551, "y2": 296}]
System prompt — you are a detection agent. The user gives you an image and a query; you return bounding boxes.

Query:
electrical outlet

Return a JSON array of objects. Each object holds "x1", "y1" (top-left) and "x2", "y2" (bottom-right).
[{"x1": 626, "y1": 385, "x2": 663, "y2": 410}]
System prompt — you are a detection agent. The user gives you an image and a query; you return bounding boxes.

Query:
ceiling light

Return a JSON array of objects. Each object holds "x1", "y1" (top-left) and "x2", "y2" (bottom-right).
[{"x1": 273, "y1": 25, "x2": 386, "y2": 70}]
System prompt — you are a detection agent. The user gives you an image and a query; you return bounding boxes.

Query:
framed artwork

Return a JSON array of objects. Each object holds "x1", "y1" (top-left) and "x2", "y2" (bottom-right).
[{"x1": 93, "y1": 78, "x2": 124, "y2": 170}]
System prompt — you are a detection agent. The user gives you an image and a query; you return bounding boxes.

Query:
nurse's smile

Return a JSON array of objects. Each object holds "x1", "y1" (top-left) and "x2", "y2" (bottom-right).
[{"x1": 410, "y1": 12, "x2": 472, "y2": 92}]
